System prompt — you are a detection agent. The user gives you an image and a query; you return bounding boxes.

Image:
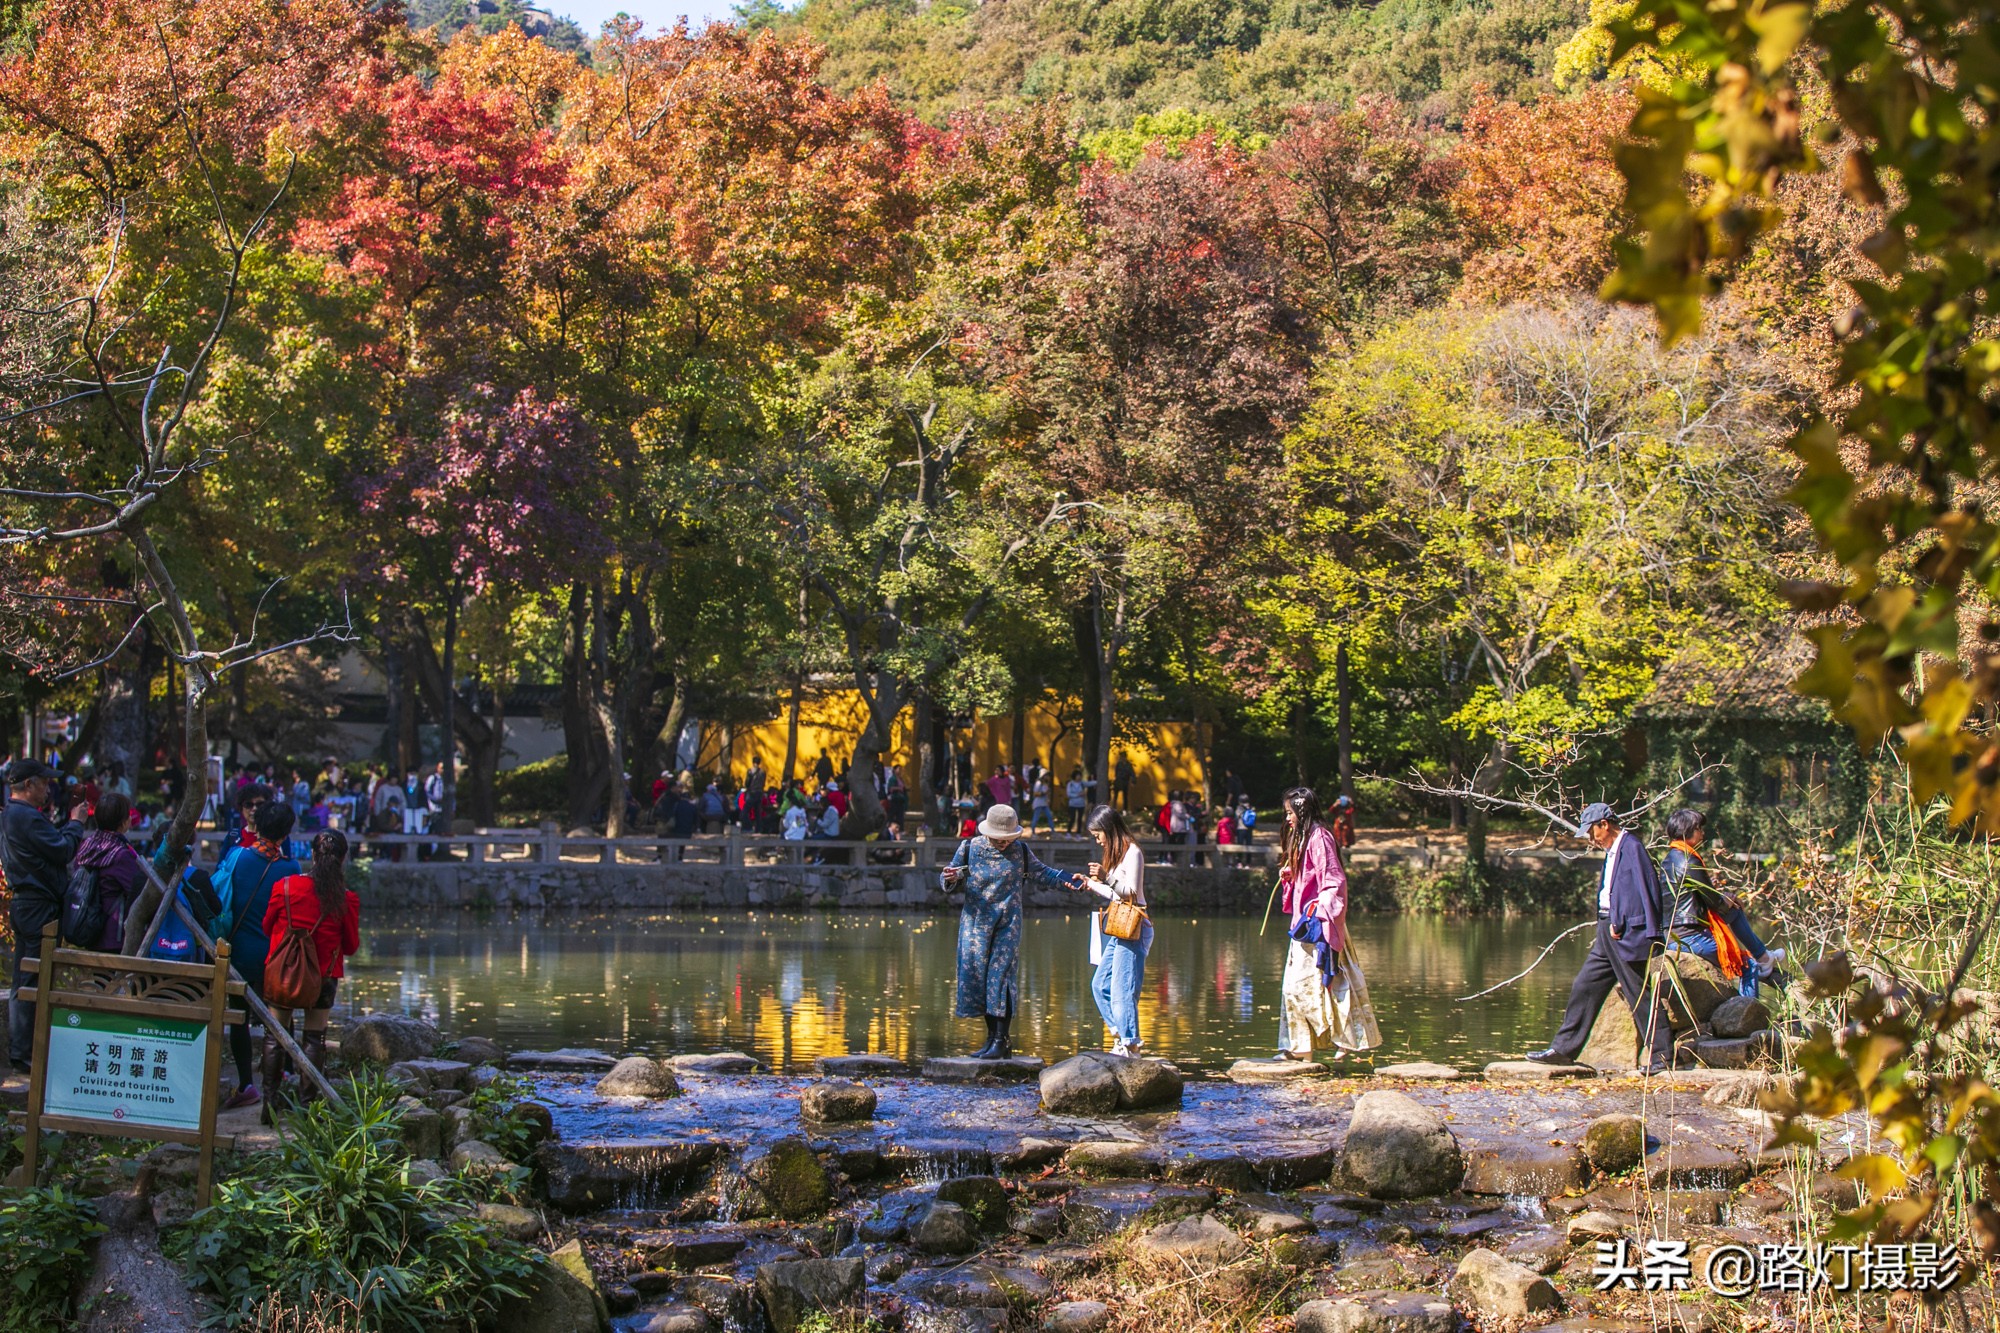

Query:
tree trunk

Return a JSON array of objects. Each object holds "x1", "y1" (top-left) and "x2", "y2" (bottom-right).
[
  {"x1": 97, "y1": 619, "x2": 153, "y2": 781},
  {"x1": 440, "y1": 591, "x2": 458, "y2": 832},
  {"x1": 656, "y1": 674, "x2": 690, "y2": 784},
  {"x1": 590, "y1": 580, "x2": 631, "y2": 837},
  {"x1": 1335, "y1": 639, "x2": 1354, "y2": 799},
  {"x1": 1092, "y1": 579, "x2": 1124, "y2": 808},
  {"x1": 562, "y1": 581, "x2": 606, "y2": 827},
  {"x1": 1073, "y1": 603, "x2": 1103, "y2": 790},
  {"x1": 913, "y1": 688, "x2": 937, "y2": 832},
  {"x1": 1291, "y1": 695, "x2": 1310, "y2": 787},
  {"x1": 782, "y1": 580, "x2": 807, "y2": 782},
  {"x1": 1009, "y1": 695, "x2": 1026, "y2": 776},
  {"x1": 381, "y1": 640, "x2": 403, "y2": 768}
]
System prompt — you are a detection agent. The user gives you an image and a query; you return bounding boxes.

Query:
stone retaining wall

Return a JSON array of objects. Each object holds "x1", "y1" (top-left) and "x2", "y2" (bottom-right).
[{"x1": 362, "y1": 860, "x2": 1273, "y2": 913}]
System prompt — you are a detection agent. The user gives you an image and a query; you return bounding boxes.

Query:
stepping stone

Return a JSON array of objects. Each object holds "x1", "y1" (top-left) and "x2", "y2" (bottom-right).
[
  {"x1": 1644, "y1": 1140, "x2": 1750, "y2": 1191},
  {"x1": 669, "y1": 1052, "x2": 763, "y2": 1075},
  {"x1": 1484, "y1": 1060, "x2": 1594, "y2": 1080},
  {"x1": 1377, "y1": 1061, "x2": 1467, "y2": 1080},
  {"x1": 507, "y1": 1048, "x2": 618, "y2": 1071},
  {"x1": 922, "y1": 1055, "x2": 1045, "y2": 1082},
  {"x1": 815, "y1": 1054, "x2": 906, "y2": 1077},
  {"x1": 1296, "y1": 1290, "x2": 1456, "y2": 1333},
  {"x1": 1227, "y1": 1058, "x2": 1329, "y2": 1083},
  {"x1": 1461, "y1": 1141, "x2": 1589, "y2": 1196}
]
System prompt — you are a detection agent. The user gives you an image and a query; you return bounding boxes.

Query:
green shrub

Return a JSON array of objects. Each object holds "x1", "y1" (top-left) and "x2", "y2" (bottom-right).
[
  {"x1": 492, "y1": 756, "x2": 567, "y2": 819},
  {"x1": 460, "y1": 1075, "x2": 547, "y2": 1165},
  {"x1": 170, "y1": 1088, "x2": 536, "y2": 1331},
  {"x1": 0, "y1": 1185, "x2": 103, "y2": 1333}
]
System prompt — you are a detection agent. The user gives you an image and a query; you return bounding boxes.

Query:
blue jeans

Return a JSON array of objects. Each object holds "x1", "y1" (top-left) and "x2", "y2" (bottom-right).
[
  {"x1": 1668, "y1": 906, "x2": 1767, "y2": 997},
  {"x1": 1093, "y1": 920, "x2": 1153, "y2": 1047}
]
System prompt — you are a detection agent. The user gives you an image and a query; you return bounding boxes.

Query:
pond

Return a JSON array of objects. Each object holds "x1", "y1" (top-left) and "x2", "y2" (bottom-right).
[{"x1": 333, "y1": 911, "x2": 1593, "y2": 1073}]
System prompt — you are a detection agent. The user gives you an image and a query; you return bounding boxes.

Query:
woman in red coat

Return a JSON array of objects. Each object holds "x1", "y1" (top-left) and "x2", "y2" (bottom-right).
[{"x1": 262, "y1": 829, "x2": 360, "y2": 1109}]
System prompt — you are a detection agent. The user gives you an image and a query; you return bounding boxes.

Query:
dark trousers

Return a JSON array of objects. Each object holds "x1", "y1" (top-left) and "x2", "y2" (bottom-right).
[
  {"x1": 1550, "y1": 920, "x2": 1672, "y2": 1066},
  {"x1": 8, "y1": 932, "x2": 42, "y2": 1069}
]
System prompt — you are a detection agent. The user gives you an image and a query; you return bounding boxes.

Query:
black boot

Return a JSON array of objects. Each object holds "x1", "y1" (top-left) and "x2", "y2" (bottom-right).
[
  {"x1": 990, "y1": 1015, "x2": 1012, "y2": 1061},
  {"x1": 299, "y1": 1031, "x2": 328, "y2": 1104},
  {"x1": 969, "y1": 1016, "x2": 1000, "y2": 1059},
  {"x1": 257, "y1": 1033, "x2": 289, "y2": 1126}
]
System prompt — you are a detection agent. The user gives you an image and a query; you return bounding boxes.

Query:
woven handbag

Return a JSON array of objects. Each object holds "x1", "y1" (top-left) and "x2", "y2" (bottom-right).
[{"x1": 1102, "y1": 897, "x2": 1148, "y2": 941}]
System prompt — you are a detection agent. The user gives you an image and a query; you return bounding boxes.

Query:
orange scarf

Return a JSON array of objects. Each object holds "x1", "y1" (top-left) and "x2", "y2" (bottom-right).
[{"x1": 1672, "y1": 839, "x2": 1749, "y2": 979}]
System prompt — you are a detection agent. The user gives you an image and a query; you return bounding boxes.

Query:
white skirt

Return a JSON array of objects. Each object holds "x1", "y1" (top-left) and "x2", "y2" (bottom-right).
[{"x1": 1283, "y1": 937, "x2": 1383, "y2": 1055}]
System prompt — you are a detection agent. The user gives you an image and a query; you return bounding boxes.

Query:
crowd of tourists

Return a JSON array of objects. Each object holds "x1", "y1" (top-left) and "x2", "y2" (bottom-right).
[
  {"x1": 1, "y1": 757, "x2": 360, "y2": 1119},
  {"x1": 6, "y1": 736, "x2": 1788, "y2": 1090}
]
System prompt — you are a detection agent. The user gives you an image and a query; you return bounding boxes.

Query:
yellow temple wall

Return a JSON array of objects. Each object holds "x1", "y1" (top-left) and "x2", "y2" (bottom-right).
[{"x1": 704, "y1": 693, "x2": 1204, "y2": 811}]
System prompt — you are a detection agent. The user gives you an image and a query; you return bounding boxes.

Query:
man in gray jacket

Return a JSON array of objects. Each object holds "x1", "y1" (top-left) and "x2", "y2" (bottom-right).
[{"x1": 4, "y1": 758, "x2": 87, "y2": 1073}]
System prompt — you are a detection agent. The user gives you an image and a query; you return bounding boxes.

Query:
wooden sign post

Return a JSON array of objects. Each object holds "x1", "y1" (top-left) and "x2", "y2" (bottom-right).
[{"x1": 7, "y1": 922, "x2": 243, "y2": 1206}]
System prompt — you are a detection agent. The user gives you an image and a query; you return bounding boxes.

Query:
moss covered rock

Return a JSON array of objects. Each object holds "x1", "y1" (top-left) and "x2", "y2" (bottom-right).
[{"x1": 745, "y1": 1137, "x2": 832, "y2": 1220}]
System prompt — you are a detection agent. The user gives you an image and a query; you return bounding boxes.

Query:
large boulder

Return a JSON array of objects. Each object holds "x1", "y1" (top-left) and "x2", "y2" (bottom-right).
[
  {"x1": 1708, "y1": 995, "x2": 1770, "y2": 1039},
  {"x1": 1460, "y1": 1141, "x2": 1587, "y2": 1196},
  {"x1": 1040, "y1": 1052, "x2": 1183, "y2": 1115},
  {"x1": 745, "y1": 1137, "x2": 832, "y2": 1220},
  {"x1": 1039, "y1": 1055, "x2": 1122, "y2": 1116},
  {"x1": 909, "y1": 1200, "x2": 980, "y2": 1254},
  {"x1": 1658, "y1": 951, "x2": 1734, "y2": 1028},
  {"x1": 1339, "y1": 1091, "x2": 1463, "y2": 1199},
  {"x1": 1577, "y1": 952, "x2": 1732, "y2": 1068},
  {"x1": 754, "y1": 1258, "x2": 863, "y2": 1333},
  {"x1": 1447, "y1": 1249, "x2": 1562, "y2": 1321},
  {"x1": 1129, "y1": 1214, "x2": 1249, "y2": 1270},
  {"x1": 1064, "y1": 1141, "x2": 1166, "y2": 1179},
  {"x1": 1583, "y1": 1114, "x2": 1646, "y2": 1175},
  {"x1": 493, "y1": 1241, "x2": 610, "y2": 1333},
  {"x1": 597, "y1": 1057, "x2": 681, "y2": 1099},
  {"x1": 1107, "y1": 1055, "x2": 1183, "y2": 1110},
  {"x1": 799, "y1": 1079, "x2": 877, "y2": 1123},
  {"x1": 536, "y1": 1141, "x2": 729, "y2": 1214},
  {"x1": 936, "y1": 1175, "x2": 1009, "y2": 1230},
  {"x1": 454, "y1": 1035, "x2": 506, "y2": 1066},
  {"x1": 341, "y1": 1014, "x2": 439, "y2": 1067}
]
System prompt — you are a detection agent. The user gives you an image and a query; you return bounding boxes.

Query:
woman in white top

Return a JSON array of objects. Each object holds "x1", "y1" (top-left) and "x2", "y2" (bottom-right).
[{"x1": 1079, "y1": 804, "x2": 1153, "y2": 1056}]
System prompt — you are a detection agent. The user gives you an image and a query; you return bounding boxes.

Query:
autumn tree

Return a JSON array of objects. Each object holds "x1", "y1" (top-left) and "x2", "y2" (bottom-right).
[
  {"x1": 1005, "y1": 141, "x2": 1312, "y2": 791},
  {"x1": 357, "y1": 387, "x2": 605, "y2": 824},
  {"x1": 0, "y1": 0, "x2": 380, "y2": 859},
  {"x1": 1286, "y1": 300, "x2": 1798, "y2": 855},
  {"x1": 1451, "y1": 87, "x2": 1634, "y2": 303}
]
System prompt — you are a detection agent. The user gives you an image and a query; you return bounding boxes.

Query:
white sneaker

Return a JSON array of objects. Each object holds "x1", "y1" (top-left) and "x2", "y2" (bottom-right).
[
  {"x1": 1758, "y1": 948, "x2": 1787, "y2": 977},
  {"x1": 1108, "y1": 1041, "x2": 1130, "y2": 1057}
]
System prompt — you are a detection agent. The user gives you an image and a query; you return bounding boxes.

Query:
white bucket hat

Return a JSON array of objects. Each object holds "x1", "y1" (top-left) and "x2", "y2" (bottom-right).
[{"x1": 978, "y1": 803, "x2": 1025, "y2": 841}]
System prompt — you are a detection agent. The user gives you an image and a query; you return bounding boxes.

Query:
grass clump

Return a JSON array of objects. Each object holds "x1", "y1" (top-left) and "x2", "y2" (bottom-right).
[
  {"x1": 170, "y1": 1086, "x2": 537, "y2": 1332},
  {"x1": 0, "y1": 1185, "x2": 103, "y2": 1332}
]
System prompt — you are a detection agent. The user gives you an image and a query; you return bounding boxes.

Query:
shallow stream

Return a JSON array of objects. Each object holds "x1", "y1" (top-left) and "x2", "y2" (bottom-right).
[{"x1": 334, "y1": 911, "x2": 1591, "y2": 1073}]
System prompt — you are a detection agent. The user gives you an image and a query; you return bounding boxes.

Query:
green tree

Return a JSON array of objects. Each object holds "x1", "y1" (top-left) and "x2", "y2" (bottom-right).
[{"x1": 1286, "y1": 301, "x2": 1797, "y2": 846}]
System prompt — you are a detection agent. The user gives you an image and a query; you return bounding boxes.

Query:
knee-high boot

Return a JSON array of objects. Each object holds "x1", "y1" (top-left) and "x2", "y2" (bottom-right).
[
  {"x1": 258, "y1": 1032, "x2": 289, "y2": 1126},
  {"x1": 299, "y1": 1031, "x2": 328, "y2": 1104}
]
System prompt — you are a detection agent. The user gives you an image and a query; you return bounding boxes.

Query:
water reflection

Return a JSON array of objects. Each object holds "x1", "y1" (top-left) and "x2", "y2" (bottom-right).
[{"x1": 335, "y1": 912, "x2": 1592, "y2": 1072}]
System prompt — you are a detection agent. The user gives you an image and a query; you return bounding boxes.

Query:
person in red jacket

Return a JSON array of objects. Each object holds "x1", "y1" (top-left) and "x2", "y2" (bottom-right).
[{"x1": 262, "y1": 829, "x2": 360, "y2": 1108}]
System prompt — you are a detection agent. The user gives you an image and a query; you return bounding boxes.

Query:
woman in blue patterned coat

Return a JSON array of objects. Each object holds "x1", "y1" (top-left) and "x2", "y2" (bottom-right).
[{"x1": 941, "y1": 803, "x2": 1083, "y2": 1058}]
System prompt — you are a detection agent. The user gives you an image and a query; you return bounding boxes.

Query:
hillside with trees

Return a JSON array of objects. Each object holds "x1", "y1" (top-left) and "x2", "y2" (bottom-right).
[
  {"x1": 0, "y1": 0, "x2": 1871, "y2": 860},
  {"x1": 748, "y1": 0, "x2": 1588, "y2": 130}
]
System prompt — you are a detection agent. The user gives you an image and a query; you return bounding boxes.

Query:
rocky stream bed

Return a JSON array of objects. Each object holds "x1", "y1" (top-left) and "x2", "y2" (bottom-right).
[{"x1": 180, "y1": 1009, "x2": 1899, "y2": 1333}]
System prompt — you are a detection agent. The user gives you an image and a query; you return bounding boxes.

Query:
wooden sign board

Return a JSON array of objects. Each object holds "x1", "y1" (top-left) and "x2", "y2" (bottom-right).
[{"x1": 7, "y1": 922, "x2": 244, "y2": 1206}]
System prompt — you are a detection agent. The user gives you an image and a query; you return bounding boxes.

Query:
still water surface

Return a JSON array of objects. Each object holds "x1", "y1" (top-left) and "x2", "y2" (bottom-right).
[{"x1": 334, "y1": 912, "x2": 1592, "y2": 1072}]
